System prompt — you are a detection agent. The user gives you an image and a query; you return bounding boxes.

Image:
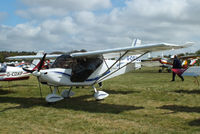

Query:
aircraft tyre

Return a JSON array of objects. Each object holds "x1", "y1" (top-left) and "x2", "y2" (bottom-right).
[
  {"x1": 167, "y1": 69, "x2": 171, "y2": 73},
  {"x1": 158, "y1": 69, "x2": 162, "y2": 73}
]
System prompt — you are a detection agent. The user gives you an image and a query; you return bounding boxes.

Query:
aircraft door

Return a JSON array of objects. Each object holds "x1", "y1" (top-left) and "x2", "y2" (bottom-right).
[{"x1": 70, "y1": 57, "x2": 103, "y2": 82}]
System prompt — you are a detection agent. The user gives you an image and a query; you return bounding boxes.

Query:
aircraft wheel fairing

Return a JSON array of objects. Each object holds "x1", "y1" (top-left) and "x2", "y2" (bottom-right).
[
  {"x1": 46, "y1": 94, "x2": 64, "y2": 102},
  {"x1": 61, "y1": 89, "x2": 75, "y2": 98},
  {"x1": 94, "y1": 91, "x2": 109, "y2": 100}
]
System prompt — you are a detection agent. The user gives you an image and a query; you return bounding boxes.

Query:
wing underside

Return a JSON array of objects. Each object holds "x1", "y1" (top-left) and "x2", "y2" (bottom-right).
[
  {"x1": 6, "y1": 41, "x2": 192, "y2": 60},
  {"x1": 6, "y1": 54, "x2": 61, "y2": 60},
  {"x1": 70, "y1": 42, "x2": 192, "y2": 58}
]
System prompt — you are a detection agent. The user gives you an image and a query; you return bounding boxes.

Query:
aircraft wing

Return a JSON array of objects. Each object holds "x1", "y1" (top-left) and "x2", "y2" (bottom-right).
[
  {"x1": 6, "y1": 54, "x2": 61, "y2": 60},
  {"x1": 70, "y1": 42, "x2": 193, "y2": 58},
  {"x1": 180, "y1": 55, "x2": 200, "y2": 59}
]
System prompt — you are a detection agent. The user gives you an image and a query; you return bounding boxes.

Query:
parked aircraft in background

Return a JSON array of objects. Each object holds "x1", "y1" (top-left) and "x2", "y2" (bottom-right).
[
  {"x1": 172, "y1": 65, "x2": 200, "y2": 85},
  {"x1": 143, "y1": 54, "x2": 198, "y2": 73},
  {"x1": 7, "y1": 39, "x2": 192, "y2": 103},
  {"x1": 5, "y1": 61, "x2": 26, "y2": 67},
  {"x1": 171, "y1": 55, "x2": 200, "y2": 83},
  {"x1": 0, "y1": 52, "x2": 46, "y2": 81},
  {"x1": 0, "y1": 63, "x2": 30, "y2": 81}
]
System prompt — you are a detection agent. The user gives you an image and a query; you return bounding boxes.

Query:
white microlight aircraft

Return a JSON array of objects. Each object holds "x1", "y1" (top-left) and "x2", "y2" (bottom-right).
[
  {"x1": 7, "y1": 39, "x2": 192, "y2": 102},
  {"x1": 0, "y1": 52, "x2": 51, "y2": 82},
  {"x1": 0, "y1": 63, "x2": 30, "y2": 81}
]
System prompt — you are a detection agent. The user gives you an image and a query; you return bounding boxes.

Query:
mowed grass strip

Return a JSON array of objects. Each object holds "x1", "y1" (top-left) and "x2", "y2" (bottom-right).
[{"x1": 0, "y1": 67, "x2": 200, "y2": 134}]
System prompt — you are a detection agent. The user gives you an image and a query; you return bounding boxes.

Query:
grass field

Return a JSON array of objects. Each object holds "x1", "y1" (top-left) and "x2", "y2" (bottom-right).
[{"x1": 0, "y1": 67, "x2": 200, "y2": 134}]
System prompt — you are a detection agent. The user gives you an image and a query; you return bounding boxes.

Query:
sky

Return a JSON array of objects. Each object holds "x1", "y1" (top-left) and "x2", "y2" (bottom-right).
[{"x1": 0, "y1": 0, "x2": 199, "y2": 55}]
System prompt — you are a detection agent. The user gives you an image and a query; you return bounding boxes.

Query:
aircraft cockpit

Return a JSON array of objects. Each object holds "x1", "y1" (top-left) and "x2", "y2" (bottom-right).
[
  {"x1": 51, "y1": 54, "x2": 74, "y2": 69},
  {"x1": 51, "y1": 54, "x2": 103, "y2": 82},
  {"x1": 0, "y1": 63, "x2": 7, "y2": 73}
]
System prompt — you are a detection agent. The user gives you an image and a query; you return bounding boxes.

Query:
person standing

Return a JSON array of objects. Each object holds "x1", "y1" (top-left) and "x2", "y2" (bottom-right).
[{"x1": 171, "y1": 55, "x2": 184, "y2": 81}]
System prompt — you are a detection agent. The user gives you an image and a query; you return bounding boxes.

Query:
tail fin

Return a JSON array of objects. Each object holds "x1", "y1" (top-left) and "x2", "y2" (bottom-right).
[
  {"x1": 28, "y1": 51, "x2": 46, "y2": 71},
  {"x1": 190, "y1": 59, "x2": 197, "y2": 66},
  {"x1": 131, "y1": 38, "x2": 141, "y2": 47},
  {"x1": 182, "y1": 60, "x2": 188, "y2": 68},
  {"x1": 23, "y1": 52, "x2": 46, "y2": 73},
  {"x1": 30, "y1": 51, "x2": 45, "y2": 69}
]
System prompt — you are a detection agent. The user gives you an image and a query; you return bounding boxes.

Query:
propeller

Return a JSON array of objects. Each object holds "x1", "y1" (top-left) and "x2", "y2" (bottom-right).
[
  {"x1": 36, "y1": 53, "x2": 47, "y2": 99},
  {"x1": 23, "y1": 53, "x2": 47, "y2": 99},
  {"x1": 22, "y1": 67, "x2": 34, "y2": 73},
  {"x1": 22, "y1": 53, "x2": 47, "y2": 73},
  {"x1": 38, "y1": 53, "x2": 47, "y2": 72}
]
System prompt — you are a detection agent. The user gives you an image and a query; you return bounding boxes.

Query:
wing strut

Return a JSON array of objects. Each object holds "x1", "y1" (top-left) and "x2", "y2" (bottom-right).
[
  {"x1": 92, "y1": 51, "x2": 130, "y2": 85},
  {"x1": 103, "y1": 57, "x2": 109, "y2": 69},
  {"x1": 93, "y1": 51, "x2": 150, "y2": 85}
]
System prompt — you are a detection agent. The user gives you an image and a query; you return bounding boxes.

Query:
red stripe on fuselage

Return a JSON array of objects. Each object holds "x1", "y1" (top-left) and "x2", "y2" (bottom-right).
[
  {"x1": 0, "y1": 76, "x2": 30, "y2": 81},
  {"x1": 0, "y1": 74, "x2": 6, "y2": 76}
]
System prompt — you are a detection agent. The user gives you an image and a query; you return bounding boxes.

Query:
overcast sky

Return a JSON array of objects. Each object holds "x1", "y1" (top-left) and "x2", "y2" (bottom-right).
[{"x1": 0, "y1": 0, "x2": 199, "y2": 54}]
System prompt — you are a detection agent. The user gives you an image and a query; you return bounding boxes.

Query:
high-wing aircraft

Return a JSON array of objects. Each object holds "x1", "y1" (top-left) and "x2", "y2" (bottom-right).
[
  {"x1": 0, "y1": 52, "x2": 46, "y2": 81},
  {"x1": 7, "y1": 39, "x2": 192, "y2": 102},
  {"x1": 143, "y1": 54, "x2": 198, "y2": 73},
  {"x1": 0, "y1": 63, "x2": 30, "y2": 81}
]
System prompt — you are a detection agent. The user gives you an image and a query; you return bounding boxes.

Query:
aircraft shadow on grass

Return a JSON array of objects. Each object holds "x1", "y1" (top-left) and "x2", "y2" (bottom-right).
[
  {"x1": 0, "y1": 84, "x2": 35, "y2": 95},
  {"x1": 188, "y1": 119, "x2": 200, "y2": 126},
  {"x1": 158, "y1": 105, "x2": 200, "y2": 113},
  {"x1": 158, "y1": 105, "x2": 200, "y2": 126},
  {"x1": 102, "y1": 89, "x2": 140, "y2": 95},
  {"x1": 0, "y1": 95, "x2": 144, "y2": 114},
  {"x1": 174, "y1": 89, "x2": 200, "y2": 94},
  {"x1": 0, "y1": 88, "x2": 16, "y2": 95}
]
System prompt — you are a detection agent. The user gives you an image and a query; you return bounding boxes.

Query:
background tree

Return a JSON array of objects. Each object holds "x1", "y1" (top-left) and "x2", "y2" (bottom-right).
[{"x1": 0, "y1": 51, "x2": 35, "y2": 63}]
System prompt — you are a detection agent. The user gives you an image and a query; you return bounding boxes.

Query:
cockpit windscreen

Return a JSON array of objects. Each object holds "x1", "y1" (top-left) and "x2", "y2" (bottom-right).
[{"x1": 51, "y1": 53, "x2": 103, "y2": 82}]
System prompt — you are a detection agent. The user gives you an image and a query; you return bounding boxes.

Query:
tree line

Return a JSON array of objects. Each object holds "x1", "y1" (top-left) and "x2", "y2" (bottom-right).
[{"x1": 0, "y1": 51, "x2": 36, "y2": 63}]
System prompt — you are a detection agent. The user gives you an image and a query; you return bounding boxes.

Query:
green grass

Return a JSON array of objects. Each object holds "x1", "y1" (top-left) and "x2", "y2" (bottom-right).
[{"x1": 0, "y1": 67, "x2": 200, "y2": 134}]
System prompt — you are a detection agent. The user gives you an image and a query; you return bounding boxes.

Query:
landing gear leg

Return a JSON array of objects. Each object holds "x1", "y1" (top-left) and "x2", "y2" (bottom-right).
[
  {"x1": 93, "y1": 85, "x2": 109, "y2": 100},
  {"x1": 61, "y1": 86, "x2": 75, "y2": 98},
  {"x1": 49, "y1": 86, "x2": 53, "y2": 93}
]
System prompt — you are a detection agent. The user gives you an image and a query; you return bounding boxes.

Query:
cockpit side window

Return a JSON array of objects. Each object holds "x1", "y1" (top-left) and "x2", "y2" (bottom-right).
[
  {"x1": 71, "y1": 56, "x2": 103, "y2": 82},
  {"x1": 0, "y1": 64, "x2": 7, "y2": 73}
]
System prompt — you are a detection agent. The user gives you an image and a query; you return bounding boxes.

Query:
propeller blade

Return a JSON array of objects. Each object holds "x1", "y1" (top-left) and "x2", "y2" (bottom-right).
[
  {"x1": 22, "y1": 67, "x2": 34, "y2": 73},
  {"x1": 38, "y1": 53, "x2": 47, "y2": 72}
]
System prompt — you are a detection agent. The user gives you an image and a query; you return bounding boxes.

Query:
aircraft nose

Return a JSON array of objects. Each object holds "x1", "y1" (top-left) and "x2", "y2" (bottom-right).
[{"x1": 32, "y1": 71, "x2": 41, "y2": 77}]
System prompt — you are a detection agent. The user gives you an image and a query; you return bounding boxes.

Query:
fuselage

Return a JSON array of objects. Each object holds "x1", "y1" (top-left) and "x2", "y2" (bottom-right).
[
  {"x1": 38, "y1": 55, "x2": 140, "y2": 86},
  {"x1": 0, "y1": 64, "x2": 30, "y2": 81}
]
